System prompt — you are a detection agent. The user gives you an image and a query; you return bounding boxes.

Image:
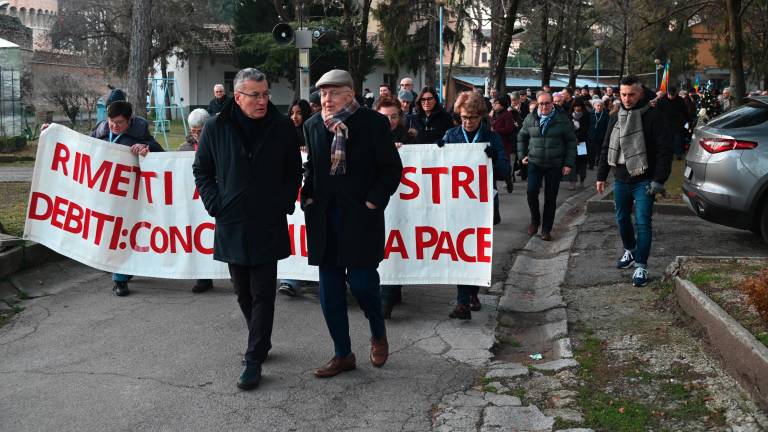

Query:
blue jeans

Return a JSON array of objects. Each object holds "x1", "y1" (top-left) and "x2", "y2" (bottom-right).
[
  {"x1": 112, "y1": 273, "x2": 131, "y2": 282},
  {"x1": 613, "y1": 179, "x2": 654, "y2": 267},
  {"x1": 526, "y1": 163, "x2": 562, "y2": 233},
  {"x1": 319, "y1": 265, "x2": 386, "y2": 358}
]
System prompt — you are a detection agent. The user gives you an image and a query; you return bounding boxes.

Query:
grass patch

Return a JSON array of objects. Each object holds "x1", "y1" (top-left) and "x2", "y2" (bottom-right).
[
  {"x1": 482, "y1": 385, "x2": 497, "y2": 393},
  {"x1": 756, "y1": 332, "x2": 768, "y2": 348},
  {"x1": 688, "y1": 270, "x2": 731, "y2": 288},
  {"x1": 580, "y1": 391, "x2": 656, "y2": 432},
  {"x1": 0, "y1": 182, "x2": 31, "y2": 237},
  {"x1": 657, "y1": 159, "x2": 684, "y2": 204}
]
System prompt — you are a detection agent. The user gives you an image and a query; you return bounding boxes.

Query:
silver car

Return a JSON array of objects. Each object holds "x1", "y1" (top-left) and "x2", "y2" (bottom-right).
[{"x1": 683, "y1": 96, "x2": 768, "y2": 244}]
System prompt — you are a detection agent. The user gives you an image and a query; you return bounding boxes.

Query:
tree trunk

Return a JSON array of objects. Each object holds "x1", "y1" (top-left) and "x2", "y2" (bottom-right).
[
  {"x1": 488, "y1": 0, "x2": 503, "y2": 90},
  {"x1": 354, "y1": 0, "x2": 373, "y2": 95},
  {"x1": 491, "y1": 0, "x2": 521, "y2": 93},
  {"x1": 540, "y1": 2, "x2": 551, "y2": 87},
  {"x1": 619, "y1": 13, "x2": 628, "y2": 81},
  {"x1": 160, "y1": 56, "x2": 172, "y2": 122},
  {"x1": 126, "y1": 0, "x2": 152, "y2": 119},
  {"x1": 446, "y1": 4, "x2": 466, "y2": 107},
  {"x1": 725, "y1": 0, "x2": 746, "y2": 105}
]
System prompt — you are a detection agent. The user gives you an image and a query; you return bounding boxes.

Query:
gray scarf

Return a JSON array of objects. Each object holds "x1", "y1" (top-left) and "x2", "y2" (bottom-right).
[{"x1": 607, "y1": 104, "x2": 650, "y2": 176}]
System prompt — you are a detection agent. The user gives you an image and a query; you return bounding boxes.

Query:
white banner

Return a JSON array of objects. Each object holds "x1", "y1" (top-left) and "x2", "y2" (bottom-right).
[{"x1": 24, "y1": 125, "x2": 493, "y2": 286}]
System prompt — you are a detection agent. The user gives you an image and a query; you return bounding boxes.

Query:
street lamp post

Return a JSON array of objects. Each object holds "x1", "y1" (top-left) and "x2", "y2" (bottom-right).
[
  {"x1": 439, "y1": 4, "x2": 444, "y2": 103},
  {"x1": 594, "y1": 39, "x2": 603, "y2": 89}
]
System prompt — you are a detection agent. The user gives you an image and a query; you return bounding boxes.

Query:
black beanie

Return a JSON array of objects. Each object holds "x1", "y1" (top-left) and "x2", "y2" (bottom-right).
[{"x1": 107, "y1": 88, "x2": 127, "y2": 106}]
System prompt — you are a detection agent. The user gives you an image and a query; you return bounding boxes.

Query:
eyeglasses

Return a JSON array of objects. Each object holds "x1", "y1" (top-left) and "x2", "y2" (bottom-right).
[
  {"x1": 421, "y1": 97, "x2": 435, "y2": 102},
  {"x1": 539, "y1": 102, "x2": 554, "y2": 106},
  {"x1": 460, "y1": 115, "x2": 480, "y2": 121},
  {"x1": 238, "y1": 90, "x2": 270, "y2": 100},
  {"x1": 320, "y1": 89, "x2": 351, "y2": 99}
]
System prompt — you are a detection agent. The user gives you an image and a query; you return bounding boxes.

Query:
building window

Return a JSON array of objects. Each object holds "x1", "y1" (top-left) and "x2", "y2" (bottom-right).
[
  {"x1": 224, "y1": 71, "x2": 237, "y2": 95},
  {"x1": 481, "y1": 52, "x2": 488, "y2": 64}
]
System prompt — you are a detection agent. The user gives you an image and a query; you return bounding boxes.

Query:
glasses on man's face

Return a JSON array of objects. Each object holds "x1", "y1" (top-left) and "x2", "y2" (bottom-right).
[
  {"x1": 320, "y1": 89, "x2": 351, "y2": 99},
  {"x1": 460, "y1": 115, "x2": 480, "y2": 122},
  {"x1": 421, "y1": 96, "x2": 435, "y2": 103},
  {"x1": 238, "y1": 90, "x2": 270, "y2": 100},
  {"x1": 539, "y1": 102, "x2": 554, "y2": 106}
]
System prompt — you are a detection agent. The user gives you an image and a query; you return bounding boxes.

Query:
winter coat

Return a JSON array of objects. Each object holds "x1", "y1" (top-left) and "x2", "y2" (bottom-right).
[
  {"x1": 90, "y1": 116, "x2": 164, "y2": 152},
  {"x1": 587, "y1": 110, "x2": 610, "y2": 147},
  {"x1": 491, "y1": 109, "x2": 522, "y2": 157},
  {"x1": 596, "y1": 99, "x2": 673, "y2": 185},
  {"x1": 572, "y1": 112, "x2": 591, "y2": 143},
  {"x1": 517, "y1": 110, "x2": 577, "y2": 169},
  {"x1": 442, "y1": 124, "x2": 511, "y2": 181},
  {"x1": 193, "y1": 99, "x2": 303, "y2": 266},
  {"x1": 300, "y1": 108, "x2": 403, "y2": 267},
  {"x1": 656, "y1": 95, "x2": 690, "y2": 134},
  {"x1": 178, "y1": 135, "x2": 197, "y2": 151},
  {"x1": 404, "y1": 105, "x2": 454, "y2": 144},
  {"x1": 207, "y1": 95, "x2": 231, "y2": 115}
]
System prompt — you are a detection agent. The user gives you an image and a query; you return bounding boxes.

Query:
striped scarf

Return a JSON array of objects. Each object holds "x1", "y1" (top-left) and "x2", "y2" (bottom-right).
[
  {"x1": 608, "y1": 104, "x2": 650, "y2": 176},
  {"x1": 323, "y1": 98, "x2": 360, "y2": 175}
]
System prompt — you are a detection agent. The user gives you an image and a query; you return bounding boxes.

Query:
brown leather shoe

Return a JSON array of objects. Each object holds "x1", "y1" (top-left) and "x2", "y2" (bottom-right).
[
  {"x1": 314, "y1": 354, "x2": 356, "y2": 378},
  {"x1": 541, "y1": 232, "x2": 552, "y2": 241},
  {"x1": 527, "y1": 224, "x2": 539, "y2": 236},
  {"x1": 370, "y1": 336, "x2": 389, "y2": 368}
]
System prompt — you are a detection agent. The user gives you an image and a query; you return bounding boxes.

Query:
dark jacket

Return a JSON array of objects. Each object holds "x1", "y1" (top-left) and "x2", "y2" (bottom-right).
[
  {"x1": 178, "y1": 135, "x2": 197, "y2": 151},
  {"x1": 656, "y1": 95, "x2": 690, "y2": 134},
  {"x1": 300, "y1": 108, "x2": 403, "y2": 267},
  {"x1": 587, "y1": 110, "x2": 610, "y2": 146},
  {"x1": 207, "y1": 95, "x2": 231, "y2": 115},
  {"x1": 392, "y1": 124, "x2": 418, "y2": 145},
  {"x1": 91, "y1": 116, "x2": 164, "y2": 152},
  {"x1": 491, "y1": 109, "x2": 522, "y2": 157},
  {"x1": 597, "y1": 99, "x2": 673, "y2": 184},
  {"x1": 405, "y1": 105, "x2": 454, "y2": 144},
  {"x1": 193, "y1": 99, "x2": 303, "y2": 266},
  {"x1": 572, "y1": 112, "x2": 591, "y2": 143},
  {"x1": 442, "y1": 124, "x2": 511, "y2": 181},
  {"x1": 517, "y1": 110, "x2": 577, "y2": 168}
]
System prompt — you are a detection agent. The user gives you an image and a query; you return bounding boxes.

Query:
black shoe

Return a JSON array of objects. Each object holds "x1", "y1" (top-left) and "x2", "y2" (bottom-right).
[
  {"x1": 192, "y1": 279, "x2": 213, "y2": 293},
  {"x1": 278, "y1": 283, "x2": 299, "y2": 297},
  {"x1": 392, "y1": 290, "x2": 402, "y2": 305},
  {"x1": 448, "y1": 304, "x2": 471, "y2": 320},
  {"x1": 112, "y1": 281, "x2": 129, "y2": 297},
  {"x1": 382, "y1": 303, "x2": 394, "y2": 320},
  {"x1": 237, "y1": 360, "x2": 262, "y2": 390}
]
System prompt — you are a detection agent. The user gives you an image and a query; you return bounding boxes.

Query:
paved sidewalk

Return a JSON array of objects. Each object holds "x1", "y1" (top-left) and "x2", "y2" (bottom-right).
[{"x1": 0, "y1": 166, "x2": 33, "y2": 182}]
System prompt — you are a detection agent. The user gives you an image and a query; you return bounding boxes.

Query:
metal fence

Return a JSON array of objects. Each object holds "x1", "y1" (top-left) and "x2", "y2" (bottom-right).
[{"x1": 0, "y1": 65, "x2": 22, "y2": 138}]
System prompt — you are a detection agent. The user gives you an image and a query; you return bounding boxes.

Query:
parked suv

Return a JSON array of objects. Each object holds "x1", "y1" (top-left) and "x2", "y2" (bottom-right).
[{"x1": 683, "y1": 96, "x2": 768, "y2": 244}]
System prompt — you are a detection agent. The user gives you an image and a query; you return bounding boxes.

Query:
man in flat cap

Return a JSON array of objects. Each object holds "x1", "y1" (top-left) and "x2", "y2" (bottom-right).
[{"x1": 301, "y1": 69, "x2": 403, "y2": 378}]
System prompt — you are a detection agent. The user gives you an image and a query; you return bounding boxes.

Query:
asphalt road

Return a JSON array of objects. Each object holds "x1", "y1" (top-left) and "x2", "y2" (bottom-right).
[{"x1": 0, "y1": 174, "x2": 590, "y2": 432}]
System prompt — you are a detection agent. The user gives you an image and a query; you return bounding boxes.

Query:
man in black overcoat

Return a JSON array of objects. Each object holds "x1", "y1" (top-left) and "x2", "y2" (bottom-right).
[
  {"x1": 301, "y1": 69, "x2": 403, "y2": 378},
  {"x1": 193, "y1": 68, "x2": 303, "y2": 390}
]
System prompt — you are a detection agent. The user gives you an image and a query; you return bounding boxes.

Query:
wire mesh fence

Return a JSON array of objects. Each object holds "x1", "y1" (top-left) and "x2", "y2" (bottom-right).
[{"x1": 0, "y1": 65, "x2": 22, "y2": 139}]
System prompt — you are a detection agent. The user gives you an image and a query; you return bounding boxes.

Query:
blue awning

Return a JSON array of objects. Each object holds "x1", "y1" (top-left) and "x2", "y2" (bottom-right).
[{"x1": 454, "y1": 74, "x2": 609, "y2": 89}]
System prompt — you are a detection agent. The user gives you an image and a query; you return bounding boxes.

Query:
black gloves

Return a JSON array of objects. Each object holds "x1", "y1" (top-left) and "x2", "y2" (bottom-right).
[
  {"x1": 436, "y1": 139, "x2": 445, "y2": 148},
  {"x1": 484, "y1": 145, "x2": 498, "y2": 164}
]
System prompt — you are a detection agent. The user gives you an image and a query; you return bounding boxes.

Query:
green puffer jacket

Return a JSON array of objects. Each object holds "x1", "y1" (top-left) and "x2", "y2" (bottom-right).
[{"x1": 517, "y1": 110, "x2": 577, "y2": 168}]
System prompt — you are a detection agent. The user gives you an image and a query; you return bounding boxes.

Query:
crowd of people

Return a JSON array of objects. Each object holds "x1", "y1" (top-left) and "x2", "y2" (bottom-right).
[{"x1": 74, "y1": 66, "x2": 756, "y2": 392}]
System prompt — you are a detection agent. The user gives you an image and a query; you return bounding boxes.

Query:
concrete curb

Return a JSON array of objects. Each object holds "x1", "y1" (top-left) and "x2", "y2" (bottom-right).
[
  {"x1": 496, "y1": 185, "x2": 594, "y2": 355},
  {"x1": 674, "y1": 276, "x2": 768, "y2": 410},
  {"x1": 0, "y1": 242, "x2": 64, "y2": 279},
  {"x1": 672, "y1": 258, "x2": 768, "y2": 411},
  {"x1": 585, "y1": 183, "x2": 694, "y2": 216}
]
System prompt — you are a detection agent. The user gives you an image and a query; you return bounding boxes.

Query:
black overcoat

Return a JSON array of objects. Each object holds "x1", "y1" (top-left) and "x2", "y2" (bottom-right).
[
  {"x1": 300, "y1": 108, "x2": 403, "y2": 267},
  {"x1": 193, "y1": 100, "x2": 303, "y2": 266}
]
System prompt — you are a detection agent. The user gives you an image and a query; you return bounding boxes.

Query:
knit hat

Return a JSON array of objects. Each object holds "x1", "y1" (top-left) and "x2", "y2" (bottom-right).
[
  {"x1": 309, "y1": 91, "x2": 321, "y2": 105},
  {"x1": 106, "y1": 88, "x2": 127, "y2": 106},
  {"x1": 397, "y1": 89, "x2": 414, "y2": 103}
]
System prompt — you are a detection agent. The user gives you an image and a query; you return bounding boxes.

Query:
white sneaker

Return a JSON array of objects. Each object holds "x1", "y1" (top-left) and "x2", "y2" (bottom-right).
[
  {"x1": 616, "y1": 250, "x2": 635, "y2": 269},
  {"x1": 632, "y1": 267, "x2": 648, "y2": 287}
]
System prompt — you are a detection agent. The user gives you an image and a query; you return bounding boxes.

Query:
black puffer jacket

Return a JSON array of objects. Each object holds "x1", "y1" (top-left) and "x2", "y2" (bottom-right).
[{"x1": 90, "y1": 116, "x2": 164, "y2": 152}]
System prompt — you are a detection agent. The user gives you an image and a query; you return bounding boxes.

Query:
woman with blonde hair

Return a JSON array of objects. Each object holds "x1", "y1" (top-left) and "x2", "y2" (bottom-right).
[{"x1": 440, "y1": 91, "x2": 510, "y2": 319}]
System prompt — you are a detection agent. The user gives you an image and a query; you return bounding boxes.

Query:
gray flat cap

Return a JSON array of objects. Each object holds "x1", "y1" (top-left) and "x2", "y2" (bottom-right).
[{"x1": 315, "y1": 69, "x2": 354, "y2": 89}]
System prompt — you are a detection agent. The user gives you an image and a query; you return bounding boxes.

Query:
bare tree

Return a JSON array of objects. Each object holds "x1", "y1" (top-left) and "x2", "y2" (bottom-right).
[
  {"x1": 724, "y1": 0, "x2": 747, "y2": 104},
  {"x1": 489, "y1": 0, "x2": 522, "y2": 93},
  {"x1": 42, "y1": 74, "x2": 99, "y2": 128},
  {"x1": 126, "y1": 0, "x2": 152, "y2": 118}
]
